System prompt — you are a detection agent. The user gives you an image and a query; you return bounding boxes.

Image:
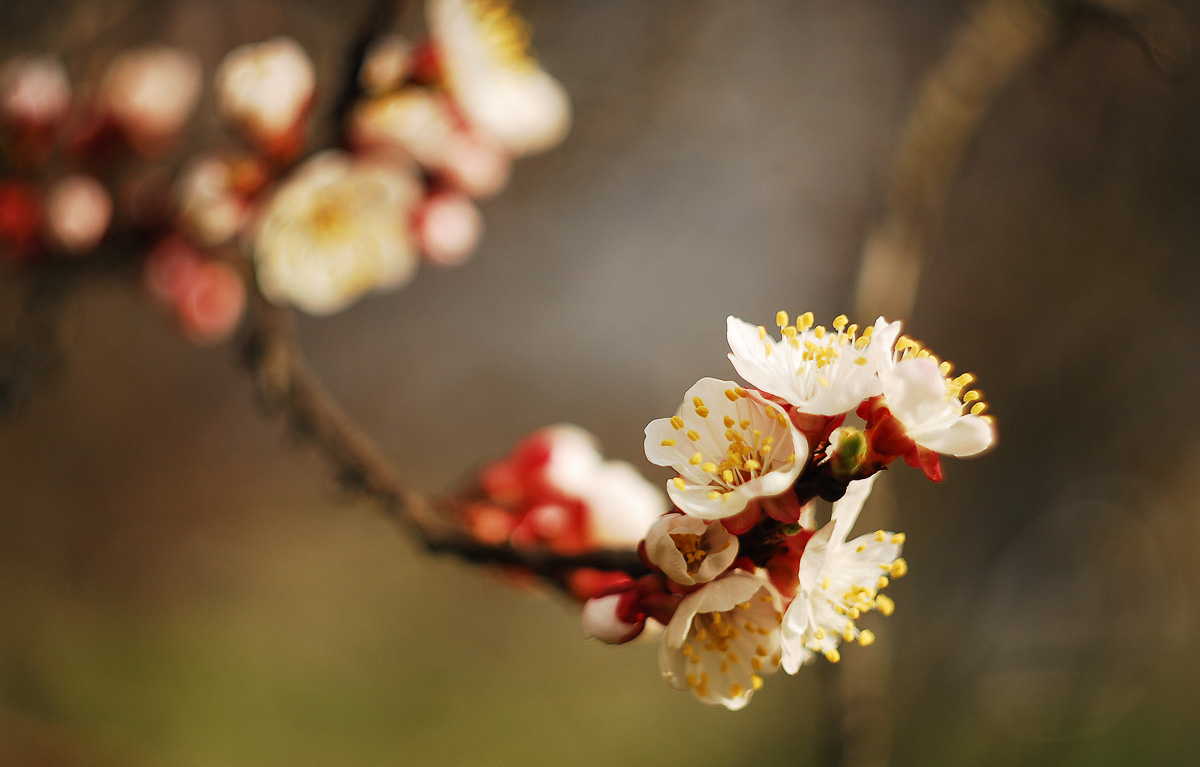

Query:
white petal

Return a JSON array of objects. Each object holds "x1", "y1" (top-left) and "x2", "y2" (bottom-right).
[{"x1": 918, "y1": 413, "x2": 994, "y2": 457}]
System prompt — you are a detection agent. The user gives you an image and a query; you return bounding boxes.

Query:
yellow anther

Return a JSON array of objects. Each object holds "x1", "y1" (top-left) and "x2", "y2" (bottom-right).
[
  {"x1": 727, "y1": 652, "x2": 740, "y2": 663},
  {"x1": 682, "y1": 644, "x2": 694, "y2": 657},
  {"x1": 763, "y1": 343, "x2": 772, "y2": 357},
  {"x1": 952, "y1": 373, "x2": 975, "y2": 387},
  {"x1": 723, "y1": 415, "x2": 735, "y2": 428},
  {"x1": 874, "y1": 530, "x2": 886, "y2": 542},
  {"x1": 814, "y1": 627, "x2": 825, "y2": 640},
  {"x1": 970, "y1": 402, "x2": 987, "y2": 416},
  {"x1": 720, "y1": 660, "x2": 729, "y2": 673},
  {"x1": 824, "y1": 648, "x2": 841, "y2": 663},
  {"x1": 708, "y1": 491, "x2": 721, "y2": 500},
  {"x1": 858, "y1": 630, "x2": 875, "y2": 646},
  {"x1": 783, "y1": 326, "x2": 797, "y2": 340},
  {"x1": 776, "y1": 310, "x2": 789, "y2": 327},
  {"x1": 751, "y1": 657, "x2": 762, "y2": 671},
  {"x1": 890, "y1": 558, "x2": 908, "y2": 578},
  {"x1": 689, "y1": 452, "x2": 702, "y2": 465},
  {"x1": 758, "y1": 325, "x2": 767, "y2": 340},
  {"x1": 739, "y1": 419, "x2": 750, "y2": 429},
  {"x1": 939, "y1": 361, "x2": 953, "y2": 375},
  {"x1": 693, "y1": 396, "x2": 705, "y2": 408},
  {"x1": 735, "y1": 387, "x2": 749, "y2": 398},
  {"x1": 822, "y1": 576, "x2": 831, "y2": 590},
  {"x1": 832, "y1": 314, "x2": 848, "y2": 331},
  {"x1": 673, "y1": 478, "x2": 687, "y2": 490},
  {"x1": 724, "y1": 388, "x2": 738, "y2": 402},
  {"x1": 843, "y1": 626, "x2": 854, "y2": 642},
  {"x1": 696, "y1": 407, "x2": 710, "y2": 418},
  {"x1": 687, "y1": 429, "x2": 701, "y2": 441},
  {"x1": 701, "y1": 462, "x2": 718, "y2": 473},
  {"x1": 722, "y1": 469, "x2": 734, "y2": 483},
  {"x1": 877, "y1": 576, "x2": 890, "y2": 589},
  {"x1": 743, "y1": 459, "x2": 761, "y2": 471},
  {"x1": 856, "y1": 544, "x2": 866, "y2": 553},
  {"x1": 686, "y1": 673, "x2": 698, "y2": 688},
  {"x1": 751, "y1": 674, "x2": 764, "y2": 691},
  {"x1": 963, "y1": 390, "x2": 981, "y2": 403},
  {"x1": 854, "y1": 356, "x2": 868, "y2": 365},
  {"x1": 798, "y1": 312, "x2": 814, "y2": 330},
  {"x1": 755, "y1": 645, "x2": 768, "y2": 657},
  {"x1": 730, "y1": 682, "x2": 745, "y2": 698},
  {"x1": 814, "y1": 326, "x2": 826, "y2": 339},
  {"x1": 890, "y1": 533, "x2": 906, "y2": 544},
  {"x1": 661, "y1": 438, "x2": 676, "y2": 447},
  {"x1": 875, "y1": 594, "x2": 895, "y2": 616},
  {"x1": 671, "y1": 416, "x2": 684, "y2": 430}
]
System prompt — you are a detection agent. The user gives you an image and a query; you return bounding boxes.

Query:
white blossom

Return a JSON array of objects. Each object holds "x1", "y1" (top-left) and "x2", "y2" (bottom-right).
[
  {"x1": 727, "y1": 312, "x2": 901, "y2": 417},
  {"x1": 659, "y1": 570, "x2": 783, "y2": 710},
  {"x1": 644, "y1": 513, "x2": 738, "y2": 586},
  {"x1": 644, "y1": 378, "x2": 806, "y2": 520},
  {"x1": 781, "y1": 475, "x2": 906, "y2": 672},
  {"x1": 871, "y1": 330, "x2": 995, "y2": 457},
  {"x1": 215, "y1": 37, "x2": 314, "y2": 150}
]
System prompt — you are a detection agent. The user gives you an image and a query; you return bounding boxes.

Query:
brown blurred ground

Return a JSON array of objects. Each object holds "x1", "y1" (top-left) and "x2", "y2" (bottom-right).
[{"x1": 2, "y1": 1, "x2": 1200, "y2": 765}]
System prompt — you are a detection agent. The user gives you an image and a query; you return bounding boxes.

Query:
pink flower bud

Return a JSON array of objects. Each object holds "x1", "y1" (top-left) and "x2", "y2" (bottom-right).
[
  {"x1": 0, "y1": 56, "x2": 70, "y2": 168},
  {"x1": 581, "y1": 593, "x2": 644, "y2": 644},
  {"x1": 176, "y1": 260, "x2": 246, "y2": 345},
  {"x1": 417, "y1": 190, "x2": 482, "y2": 266},
  {"x1": 144, "y1": 236, "x2": 205, "y2": 304},
  {"x1": 43, "y1": 174, "x2": 111, "y2": 254}
]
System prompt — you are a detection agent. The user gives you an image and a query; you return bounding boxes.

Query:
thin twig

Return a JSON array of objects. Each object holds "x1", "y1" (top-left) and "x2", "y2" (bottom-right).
[{"x1": 239, "y1": 290, "x2": 649, "y2": 592}]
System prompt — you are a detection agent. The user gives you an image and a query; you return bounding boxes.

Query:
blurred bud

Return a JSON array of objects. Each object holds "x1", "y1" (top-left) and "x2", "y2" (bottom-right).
[
  {"x1": 43, "y1": 175, "x2": 111, "y2": 254},
  {"x1": 176, "y1": 260, "x2": 246, "y2": 344},
  {"x1": 438, "y1": 129, "x2": 512, "y2": 199},
  {"x1": 417, "y1": 190, "x2": 482, "y2": 266},
  {"x1": 0, "y1": 55, "x2": 71, "y2": 168},
  {"x1": 349, "y1": 89, "x2": 456, "y2": 167},
  {"x1": 359, "y1": 35, "x2": 414, "y2": 96},
  {"x1": 829, "y1": 426, "x2": 867, "y2": 479},
  {"x1": 0, "y1": 182, "x2": 42, "y2": 261},
  {"x1": 101, "y1": 45, "x2": 202, "y2": 157},
  {"x1": 145, "y1": 235, "x2": 204, "y2": 304},
  {"x1": 215, "y1": 37, "x2": 314, "y2": 162}
]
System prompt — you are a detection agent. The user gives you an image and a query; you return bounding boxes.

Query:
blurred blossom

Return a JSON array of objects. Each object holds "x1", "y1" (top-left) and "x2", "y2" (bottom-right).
[
  {"x1": 359, "y1": 34, "x2": 415, "y2": 96},
  {"x1": 469, "y1": 424, "x2": 666, "y2": 553},
  {"x1": 175, "y1": 154, "x2": 262, "y2": 247},
  {"x1": 43, "y1": 174, "x2": 111, "y2": 254},
  {"x1": 428, "y1": 0, "x2": 571, "y2": 156},
  {"x1": 0, "y1": 55, "x2": 70, "y2": 168},
  {"x1": 417, "y1": 190, "x2": 482, "y2": 266},
  {"x1": 100, "y1": 45, "x2": 202, "y2": 157},
  {"x1": 644, "y1": 512, "x2": 738, "y2": 587},
  {"x1": 215, "y1": 37, "x2": 315, "y2": 161},
  {"x1": 0, "y1": 181, "x2": 43, "y2": 260},
  {"x1": 250, "y1": 150, "x2": 421, "y2": 316}
]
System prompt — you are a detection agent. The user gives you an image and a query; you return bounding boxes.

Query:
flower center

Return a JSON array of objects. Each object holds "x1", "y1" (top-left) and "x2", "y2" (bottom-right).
[
  {"x1": 471, "y1": 0, "x2": 536, "y2": 71},
  {"x1": 669, "y1": 533, "x2": 707, "y2": 573}
]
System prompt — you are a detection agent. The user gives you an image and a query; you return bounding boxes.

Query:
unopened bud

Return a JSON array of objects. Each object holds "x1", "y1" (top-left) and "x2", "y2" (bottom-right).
[{"x1": 830, "y1": 427, "x2": 867, "y2": 479}]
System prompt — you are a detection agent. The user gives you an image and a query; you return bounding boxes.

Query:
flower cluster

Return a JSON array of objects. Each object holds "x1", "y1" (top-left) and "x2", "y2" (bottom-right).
[
  {"x1": 1, "y1": 0, "x2": 571, "y2": 334},
  {"x1": 583, "y1": 312, "x2": 994, "y2": 709}
]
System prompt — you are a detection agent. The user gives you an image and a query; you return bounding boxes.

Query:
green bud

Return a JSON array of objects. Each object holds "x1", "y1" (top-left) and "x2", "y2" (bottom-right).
[
  {"x1": 830, "y1": 427, "x2": 867, "y2": 479},
  {"x1": 780, "y1": 523, "x2": 803, "y2": 536}
]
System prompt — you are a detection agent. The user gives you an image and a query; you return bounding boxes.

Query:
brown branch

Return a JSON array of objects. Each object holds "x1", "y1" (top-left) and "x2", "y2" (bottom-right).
[{"x1": 239, "y1": 288, "x2": 649, "y2": 594}]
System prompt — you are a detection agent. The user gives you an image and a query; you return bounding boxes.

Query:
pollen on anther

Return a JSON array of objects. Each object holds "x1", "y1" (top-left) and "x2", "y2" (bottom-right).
[
  {"x1": 689, "y1": 452, "x2": 702, "y2": 465},
  {"x1": 661, "y1": 438, "x2": 676, "y2": 447},
  {"x1": 686, "y1": 429, "x2": 701, "y2": 441},
  {"x1": 696, "y1": 407, "x2": 710, "y2": 418},
  {"x1": 890, "y1": 533, "x2": 906, "y2": 544},
  {"x1": 673, "y1": 478, "x2": 687, "y2": 490},
  {"x1": 874, "y1": 530, "x2": 886, "y2": 542},
  {"x1": 723, "y1": 415, "x2": 735, "y2": 428},
  {"x1": 725, "y1": 388, "x2": 738, "y2": 402},
  {"x1": 824, "y1": 648, "x2": 841, "y2": 663},
  {"x1": 671, "y1": 416, "x2": 685, "y2": 430},
  {"x1": 858, "y1": 630, "x2": 875, "y2": 646},
  {"x1": 875, "y1": 594, "x2": 895, "y2": 616},
  {"x1": 751, "y1": 674, "x2": 764, "y2": 691},
  {"x1": 776, "y1": 311, "x2": 789, "y2": 327}
]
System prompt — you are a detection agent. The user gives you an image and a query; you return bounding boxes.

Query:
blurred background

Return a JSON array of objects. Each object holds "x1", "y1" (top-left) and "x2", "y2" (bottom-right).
[{"x1": 2, "y1": 0, "x2": 1200, "y2": 765}]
